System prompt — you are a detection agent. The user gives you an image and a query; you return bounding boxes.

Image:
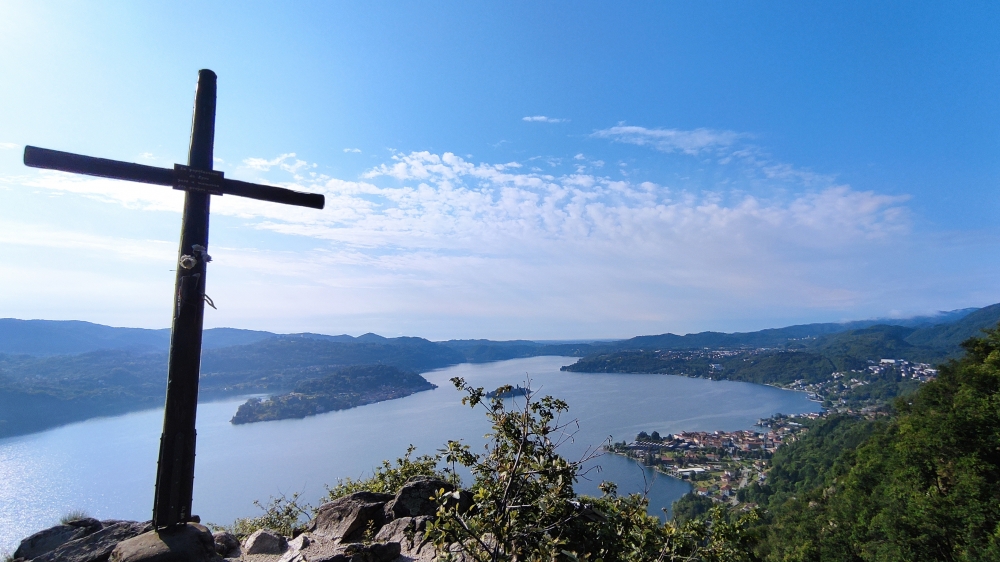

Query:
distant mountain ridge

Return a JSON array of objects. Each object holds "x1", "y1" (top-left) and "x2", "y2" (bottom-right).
[
  {"x1": 608, "y1": 307, "x2": 985, "y2": 352},
  {"x1": 2, "y1": 304, "x2": 998, "y2": 439},
  {"x1": 0, "y1": 319, "x2": 276, "y2": 355},
  {"x1": 3, "y1": 305, "x2": 985, "y2": 358},
  {"x1": 0, "y1": 319, "x2": 412, "y2": 356},
  {"x1": 562, "y1": 304, "x2": 1000, "y2": 410}
]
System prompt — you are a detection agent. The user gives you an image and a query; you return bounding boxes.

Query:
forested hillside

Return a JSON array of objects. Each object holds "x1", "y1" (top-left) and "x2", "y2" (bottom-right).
[
  {"x1": 229, "y1": 365, "x2": 436, "y2": 424},
  {"x1": 740, "y1": 328, "x2": 1000, "y2": 560},
  {"x1": 0, "y1": 335, "x2": 463, "y2": 438},
  {"x1": 564, "y1": 305, "x2": 1000, "y2": 411}
]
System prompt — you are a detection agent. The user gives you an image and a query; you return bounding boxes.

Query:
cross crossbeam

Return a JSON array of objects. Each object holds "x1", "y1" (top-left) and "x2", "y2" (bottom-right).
[
  {"x1": 22, "y1": 69, "x2": 324, "y2": 529},
  {"x1": 24, "y1": 146, "x2": 324, "y2": 209}
]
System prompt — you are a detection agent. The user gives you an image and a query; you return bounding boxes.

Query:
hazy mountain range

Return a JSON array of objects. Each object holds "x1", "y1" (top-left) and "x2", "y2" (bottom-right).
[{"x1": 1, "y1": 304, "x2": 998, "y2": 439}]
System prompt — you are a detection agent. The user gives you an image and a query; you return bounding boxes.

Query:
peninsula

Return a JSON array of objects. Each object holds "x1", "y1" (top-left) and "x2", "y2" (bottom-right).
[{"x1": 230, "y1": 365, "x2": 436, "y2": 424}]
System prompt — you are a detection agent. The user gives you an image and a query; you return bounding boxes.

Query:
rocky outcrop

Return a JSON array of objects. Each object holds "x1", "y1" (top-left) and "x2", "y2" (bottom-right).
[
  {"x1": 374, "y1": 517, "x2": 435, "y2": 561},
  {"x1": 283, "y1": 476, "x2": 460, "y2": 561},
  {"x1": 10, "y1": 476, "x2": 468, "y2": 562},
  {"x1": 307, "y1": 491, "x2": 395, "y2": 543},
  {"x1": 386, "y1": 476, "x2": 472, "y2": 519},
  {"x1": 11, "y1": 519, "x2": 153, "y2": 562},
  {"x1": 13, "y1": 518, "x2": 103, "y2": 560},
  {"x1": 109, "y1": 524, "x2": 220, "y2": 562},
  {"x1": 281, "y1": 539, "x2": 401, "y2": 562}
]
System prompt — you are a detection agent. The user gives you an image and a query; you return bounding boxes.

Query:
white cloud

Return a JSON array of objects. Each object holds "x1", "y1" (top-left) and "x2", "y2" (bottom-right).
[
  {"x1": 523, "y1": 116, "x2": 568, "y2": 123},
  {"x1": 14, "y1": 141, "x2": 990, "y2": 339},
  {"x1": 343, "y1": 148, "x2": 362, "y2": 153},
  {"x1": 593, "y1": 126, "x2": 741, "y2": 155},
  {"x1": 0, "y1": 221, "x2": 174, "y2": 262},
  {"x1": 242, "y1": 153, "x2": 314, "y2": 175},
  {"x1": 0, "y1": 142, "x2": 19, "y2": 150},
  {"x1": 594, "y1": 125, "x2": 832, "y2": 186},
  {"x1": 14, "y1": 172, "x2": 183, "y2": 212}
]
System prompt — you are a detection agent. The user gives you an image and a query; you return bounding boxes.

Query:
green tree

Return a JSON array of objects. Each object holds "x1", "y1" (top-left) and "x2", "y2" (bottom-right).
[
  {"x1": 672, "y1": 493, "x2": 716, "y2": 524},
  {"x1": 426, "y1": 378, "x2": 761, "y2": 561},
  {"x1": 760, "y1": 326, "x2": 1000, "y2": 561}
]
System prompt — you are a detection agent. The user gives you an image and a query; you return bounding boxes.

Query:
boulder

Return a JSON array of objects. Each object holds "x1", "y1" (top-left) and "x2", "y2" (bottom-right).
[
  {"x1": 306, "y1": 492, "x2": 393, "y2": 543},
  {"x1": 387, "y1": 477, "x2": 450, "y2": 519},
  {"x1": 108, "y1": 524, "x2": 219, "y2": 562},
  {"x1": 387, "y1": 477, "x2": 472, "y2": 519},
  {"x1": 242, "y1": 528, "x2": 288, "y2": 554},
  {"x1": 31, "y1": 520, "x2": 152, "y2": 562},
  {"x1": 14, "y1": 518, "x2": 103, "y2": 560},
  {"x1": 374, "y1": 516, "x2": 434, "y2": 560},
  {"x1": 211, "y1": 531, "x2": 240, "y2": 557}
]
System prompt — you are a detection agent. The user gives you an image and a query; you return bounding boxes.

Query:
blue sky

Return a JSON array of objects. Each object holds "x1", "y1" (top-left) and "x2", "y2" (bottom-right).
[{"x1": 1, "y1": 2, "x2": 998, "y2": 339}]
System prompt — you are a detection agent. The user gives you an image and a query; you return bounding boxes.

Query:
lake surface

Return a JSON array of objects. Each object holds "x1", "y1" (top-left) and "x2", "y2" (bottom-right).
[{"x1": 0, "y1": 356, "x2": 821, "y2": 552}]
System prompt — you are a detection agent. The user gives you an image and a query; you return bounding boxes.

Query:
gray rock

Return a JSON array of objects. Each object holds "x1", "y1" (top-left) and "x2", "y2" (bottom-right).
[
  {"x1": 243, "y1": 528, "x2": 288, "y2": 554},
  {"x1": 32, "y1": 520, "x2": 152, "y2": 562},
  {"x1": 307, "y1": 492, "x2": 393, "y2": 543},
  {"x1": 14, "y1": 518, "x2": 103, "y2": 560},
  {"x1": 211, "y1": 531, "x2": 240, "y2": 557},
  {"x1": 374, "y1": 516, "x2": 434, "y2": 560},
  {"x1": 345, "y1": 541, "x2": 401, "y2": 562},
  {"x1": 287, "y1": 534, "x2": 310, "y2": 551},
  {"x1": 109, "y1": 524, "x2": 219, "y2": 562},
  {"x1": 387, "y1": 477, "x2": 471, "y2": 519},
  {"x1": 386, "y1": 477, "x2": 450, "y2": 519},
  {"x1": 277, "y1": 551, "x2": 306, "y2": 562},
  {"x1": 297, "y1": 540, "x2": 400, "y2": 562},
  {"x1": 276, "y1": 534, "x2": 311, "y2": 562}
]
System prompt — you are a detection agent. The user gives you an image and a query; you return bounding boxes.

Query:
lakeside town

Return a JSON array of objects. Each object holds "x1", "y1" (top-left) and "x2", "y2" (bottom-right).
[
  {"x1": 771, "y1": 359, "x2": 938, "y2": 411},
  {"x1": 608, "y1": 358, "x2": 940, "y2": 506},
  {"x1": 608, "y1": 413, "x2": 820, "y2": 505}
]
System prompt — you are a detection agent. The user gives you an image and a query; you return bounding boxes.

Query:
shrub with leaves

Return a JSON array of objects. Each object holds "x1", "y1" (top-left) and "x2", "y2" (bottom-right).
[
  {"x1": 425, "y1": 378, "x2": 761, "y2": 562},
  {"x1": 324, "y1": 445, "x2": 454, "y2": 501},
  {"x1": 212, "y1": 492, "x2": 312, "y2": 539}
]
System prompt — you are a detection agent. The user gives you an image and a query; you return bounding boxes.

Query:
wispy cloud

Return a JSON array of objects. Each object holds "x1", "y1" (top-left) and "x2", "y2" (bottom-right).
[
  {"x1": 0, "y1": 221, "x2": 173, "y2": 262},
  {"x1": 0, "y1": 142, "x2": 19, "y2": 150},
  {"x1": 594, "y1": 125, "x2": 831, "y2": 186},
  {"x1": 343, "y1": 148, "x2": 362, "y2": 153},
  {"x1": 242, "y1": 153, "x2": 314, "y2": 175},
  {"x1": 12, "y1": 140, "x2": 975, "y2": 338},
  {"x1": 523, "y1": 116, "x2": 568, "y2": 123},
  {"x1": 593, "y1": 126, "x2": 741, "y2": 155}
]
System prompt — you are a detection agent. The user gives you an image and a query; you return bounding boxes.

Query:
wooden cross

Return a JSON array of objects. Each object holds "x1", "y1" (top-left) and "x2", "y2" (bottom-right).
[{"x1": 23, "y1": 69, "x2": 324, "y2": 529}]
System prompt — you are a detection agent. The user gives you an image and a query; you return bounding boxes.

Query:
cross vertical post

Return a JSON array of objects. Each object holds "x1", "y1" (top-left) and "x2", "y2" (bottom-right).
[
  {"x1": 152, "y1": 69, "x2": 217, "y2": 528},
  {"x1": 21, "y1": 69, "x2": 325, "y2": 531}
]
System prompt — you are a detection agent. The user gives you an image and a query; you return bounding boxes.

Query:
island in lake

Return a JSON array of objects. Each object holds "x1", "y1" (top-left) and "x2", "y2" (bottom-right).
[
  {"x1": 230, "y1": 364, "x2": 436, "y2": 424},
  {"x1": 485, "y1": 384, "x2": 530, "y2": 399}
]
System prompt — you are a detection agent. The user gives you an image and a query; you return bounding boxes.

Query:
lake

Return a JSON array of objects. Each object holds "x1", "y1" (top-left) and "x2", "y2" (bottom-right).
[{"x1": 0, "y1": 356, "x2": 821, "y2": 552}]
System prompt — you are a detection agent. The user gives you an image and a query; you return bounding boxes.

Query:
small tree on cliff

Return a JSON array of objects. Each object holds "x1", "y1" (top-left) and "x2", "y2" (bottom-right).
[{"x1": 426, "y1": 378, "x2": 761, "y2": 562}]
